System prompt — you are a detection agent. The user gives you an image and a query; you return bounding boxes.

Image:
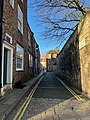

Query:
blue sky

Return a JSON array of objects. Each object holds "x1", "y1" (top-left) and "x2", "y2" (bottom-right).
[
  {"x1": 27, "y1": 0, "x2": 64, "y2": 56},
  {"x1": 27, "y1": 0, "x2": 90, "y2": 56}
]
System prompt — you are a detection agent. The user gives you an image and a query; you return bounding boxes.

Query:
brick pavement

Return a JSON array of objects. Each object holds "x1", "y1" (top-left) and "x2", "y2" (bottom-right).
[
  {"x1": 0, "y1": 72, "x2": 43, "y2": 120},
  {"x1": 22, "y1": 98, "x2": 90, "y2": 120}
]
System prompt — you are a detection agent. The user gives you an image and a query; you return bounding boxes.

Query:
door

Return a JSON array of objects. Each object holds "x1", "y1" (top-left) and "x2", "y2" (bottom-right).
[{"x1": 3, "y1": 48, "x2": 8, "y2": 85}]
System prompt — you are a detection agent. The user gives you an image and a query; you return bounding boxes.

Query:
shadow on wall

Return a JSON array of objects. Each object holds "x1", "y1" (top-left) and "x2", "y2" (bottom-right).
[
  {"x1": 56, "y1": 29, "x2": 82, "y2": 92},
  {"x1": 55, "y1": 11, "x2": 90, "y2": 97}
]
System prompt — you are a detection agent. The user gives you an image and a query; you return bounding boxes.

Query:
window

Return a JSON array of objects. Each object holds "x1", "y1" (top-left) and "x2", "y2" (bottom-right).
[
  {"x1": 48, "y1": 54, "x2": 51, "y2": 59},
  {"x1": 29, "y1": 54, "x2": 33, "y2": 67},
  {"x1": 16, "y1": 44, "x2": 24, "y2": 71},
  {"x1": 28, "y1": 31, "x2": 31, "y2": 46},
  {"x1": 18, "y1": 5, "x2": 23, "y2": 34},
  {"x1": 48, "y1": 60, "x2": 50, "y2": 64},
  {"x1": 52, "y1": 54, "x2": 56, "y2": 58},
  {"x1": 5, "y1": 33, "x2": 12, "y2": 44},
  {"x1": 10, "y1": 0, "x2": 14, "y2": 8}
]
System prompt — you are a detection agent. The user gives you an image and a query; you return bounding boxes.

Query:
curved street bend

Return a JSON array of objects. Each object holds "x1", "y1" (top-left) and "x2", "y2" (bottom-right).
[{"x1": 8, "y1": 72, "x2": 90, "y2": 120}]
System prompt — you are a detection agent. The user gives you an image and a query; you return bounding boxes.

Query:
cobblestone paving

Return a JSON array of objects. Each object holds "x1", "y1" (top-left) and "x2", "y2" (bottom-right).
[
  {"x1": 22, "y1": 98, "x2": 90, "y2": 120},
  {"x1": 6, "y1": 72, "x2": 90, "y2": 120}
]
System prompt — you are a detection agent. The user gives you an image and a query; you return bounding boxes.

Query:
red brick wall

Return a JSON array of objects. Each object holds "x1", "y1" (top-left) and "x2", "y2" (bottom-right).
[{"x1": 3, "y1": 0, "x2": 32, "y2": 85}]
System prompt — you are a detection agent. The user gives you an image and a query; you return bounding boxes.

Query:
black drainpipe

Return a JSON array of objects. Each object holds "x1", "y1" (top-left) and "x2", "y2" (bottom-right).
[{"x1": 0, "y1": 0, "x2": 4, "y2": 88}]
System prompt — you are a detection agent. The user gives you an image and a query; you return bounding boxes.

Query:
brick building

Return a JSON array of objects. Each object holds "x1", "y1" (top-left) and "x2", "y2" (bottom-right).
[
  {"x1": 46, "y1": 48, "x2": 59, "y2": 72},
  {"x1": 0, "y1": 0, "x2": 40, "y2": 95},
  {"x1": 40, "y1": 56, "x2": 46, "y2": 72},
  {"x1": 56, "y1": 11, "x2": 90, "y2": 98},
  {"x1": 34, "y1": 42, "x2": 40, "y2": 75}
]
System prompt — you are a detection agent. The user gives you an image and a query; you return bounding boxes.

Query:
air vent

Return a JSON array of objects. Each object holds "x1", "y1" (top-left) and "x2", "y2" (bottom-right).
[{"x1": 5, "y1": 33, "x2": 12, "y2": 44}]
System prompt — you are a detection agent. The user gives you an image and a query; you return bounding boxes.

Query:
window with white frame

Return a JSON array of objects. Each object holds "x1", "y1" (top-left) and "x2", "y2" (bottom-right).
[
  {"x1": 18, "y1": 5, "x2": 23, "y2": 34},
  {"x1": 28, "y1": 31, "x2": 31, "y2": 46},
  {"x1": 29, "y1": 54, "x2": 33, "y2": 67},
  {"x1": 16, "y1": 44, "x2": 24, "y2": 70},
  {"x1": 10, "y1": 0, "x2": 14, "y2": 8}
]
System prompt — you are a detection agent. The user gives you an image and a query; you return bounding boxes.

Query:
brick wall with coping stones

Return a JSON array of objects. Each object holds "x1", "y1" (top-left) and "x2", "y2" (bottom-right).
[
  {"x1": 56, "y1": 11, "x2": 90, "y2": 97},
  {"x1": 3, "y1": 0, "x2": 33, "y2": 85},
  {"x1": 56, "y1": 29, "x2": 81, "y2": 91},
  {"x1": 78, "y1": 11, "x2": 90, "y2": 97}
]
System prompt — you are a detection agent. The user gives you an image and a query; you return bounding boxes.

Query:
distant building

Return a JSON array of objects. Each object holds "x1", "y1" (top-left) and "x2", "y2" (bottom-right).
[
  {"x1": 40, "y1": 56, "x2": 46, "y2": 72},
  {"x1": 34, "y1": 43, "x2": 40, "y2": 75},
  {"x1": 46, "y1": 48, "x2": 60, "y2": 72}
]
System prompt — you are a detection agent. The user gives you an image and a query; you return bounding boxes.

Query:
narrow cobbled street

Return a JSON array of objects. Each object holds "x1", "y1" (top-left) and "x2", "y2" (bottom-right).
[
  {"x1": 1, "y1": 1, "x2": 90, "y2": 120},
  {"x1": 19, "y1": 72, "x2": 90, "y2": 120},
  {"x1": 5, "y1": 72, "x2": 90, "y2": 120}
]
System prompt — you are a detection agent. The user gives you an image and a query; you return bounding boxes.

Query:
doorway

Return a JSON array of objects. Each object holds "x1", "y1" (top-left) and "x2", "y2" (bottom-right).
[
  {"x1": 3, "y1": 48, "x2": 8, "y2": 85},
  {"x1": 1, "y1": 42, "x2": 13, "y2": 91}
]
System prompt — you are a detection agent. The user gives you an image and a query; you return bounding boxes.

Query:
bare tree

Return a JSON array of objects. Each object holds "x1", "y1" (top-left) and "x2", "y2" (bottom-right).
[{"x1": 30, "y1": 0, "x2": 90, "y2": 45}]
